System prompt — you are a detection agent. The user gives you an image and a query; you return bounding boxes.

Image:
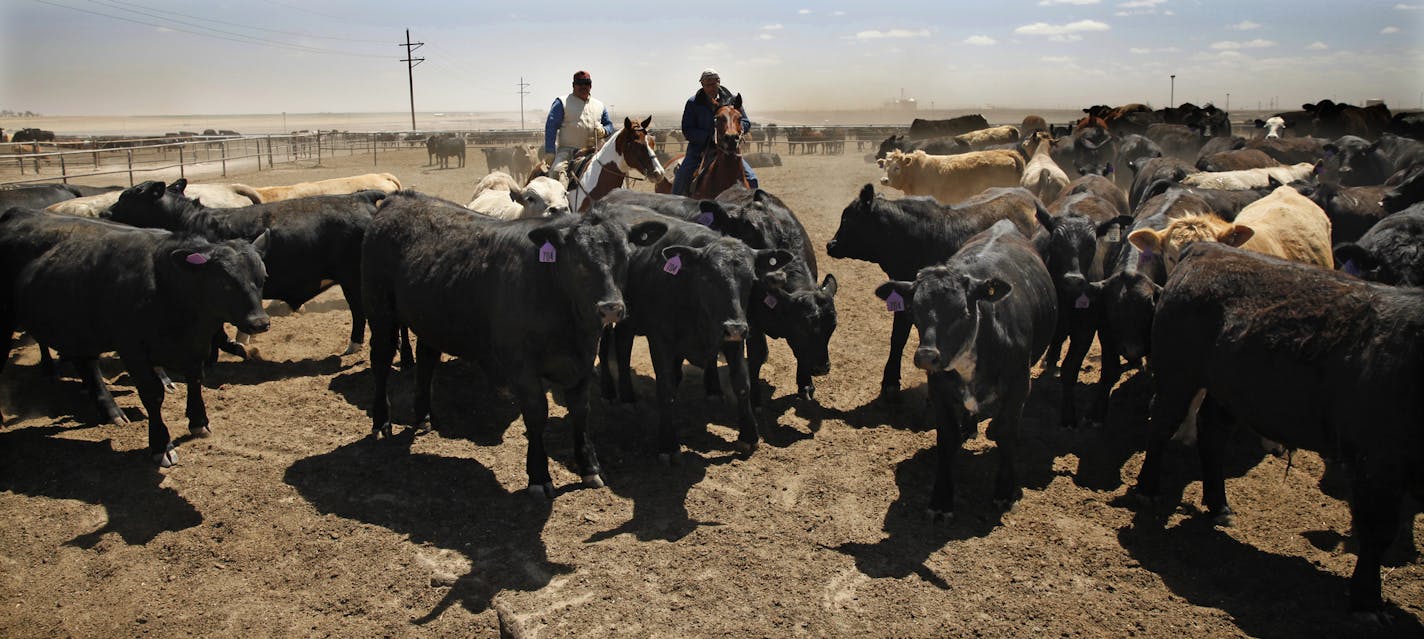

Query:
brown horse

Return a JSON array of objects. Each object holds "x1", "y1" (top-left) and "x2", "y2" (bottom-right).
[
  {"x1": 568, "y1": 116, "x2": 665, "y2": 212},
  {"x1": 687, "y1": 95, "x2": 749, "y2": 200}
]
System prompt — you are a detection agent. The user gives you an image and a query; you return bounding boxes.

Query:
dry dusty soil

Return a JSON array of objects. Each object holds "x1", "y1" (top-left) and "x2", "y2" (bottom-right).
[{"x1": 1, "y1": 147, "x2": 1421, "y2": 638}]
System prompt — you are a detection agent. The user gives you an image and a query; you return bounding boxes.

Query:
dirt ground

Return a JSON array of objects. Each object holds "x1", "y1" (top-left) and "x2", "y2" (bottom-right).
[{"x1": 1, "y1": 147, "x2": 1421, "y2": 638}]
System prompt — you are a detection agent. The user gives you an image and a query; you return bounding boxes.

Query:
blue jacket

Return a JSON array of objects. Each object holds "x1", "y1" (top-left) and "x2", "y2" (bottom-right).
[
  {"x1": 681, "y1": 86, "x2": 751, "y2": 157},
  {"x1": 544, "y1": 97, "x2": 614, "y2": 154}
]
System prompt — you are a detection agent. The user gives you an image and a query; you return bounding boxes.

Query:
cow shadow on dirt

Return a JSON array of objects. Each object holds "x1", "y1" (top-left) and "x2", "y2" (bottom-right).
[
  {"x1": 326, "y1": 357, "x2": 522, "y2": 447},
  {"x1": 200, "y1": 354, "x2": 354, "y2": 386},
  {"x1": 1118, "y1": 514, "x2": 1424, "y2": 639},
  {"x1": 285, "y1": 440, "x2": 564, "y2": 621},
  {"x1": 0, "y1": 424, "x2": 203, "y2": 547},
  {"x1": 830, "y1": 446, "x2": 1011, "y2": 587}
]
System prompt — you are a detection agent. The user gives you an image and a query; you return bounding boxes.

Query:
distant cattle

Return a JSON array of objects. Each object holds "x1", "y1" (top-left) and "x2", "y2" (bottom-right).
[
  {"x1": 430, "y1": 135, "x2": 466, "y2": 169},
  {"x1": 1334, "y1": 204, "x2": 1424, "y2": 286},
  {"x1": 826, "y1": 184, "x2": 1041, "y2": 400},
  {"x1": 878, "y1": 149, "x2": 1025, "y2": 204},
  {"x1": 1134, "y1": 241, "x2": 1424, "y2": 616},
  {"x1": 0, "y1": 207, "x2": 270, "y2": 466},
  {"x1": 10, "y1": 128, "x2": 55, "y2": 143},
  {"x1": 1254, "y1": 116, "x2": 1288, "y2": 139},
  {"x1": 1115, "y1": 134, "x2": 1163, "y2": 185},
  {"x1": 361, "y1": 190, "x2": 668, "y2": 497},
  {"x1": 954, "y1": 125, "x2": 1020, "y2": 150},
  {"x1": 481, "y1": 147, "x2": 515, "y2": 174},
  {"x1": 874, "y1": 219, "x2": 1056, "y2": 521},
  {"x1": 743, "y1": 152, "x2": 782, "y2": 168},
  {"x1": 908, "y1": 114, "x2": 990, "y2": 140},
  {"x1": 253, "y1": 173, "x2": 401, "y2": 202},
  {"x1": 875, "y1": 134, "x2": 966, "y2": 160}
]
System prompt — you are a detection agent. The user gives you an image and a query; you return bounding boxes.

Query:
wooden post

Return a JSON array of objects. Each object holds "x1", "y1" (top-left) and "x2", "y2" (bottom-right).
[
  {"x1": 60, "y1": 154, "x2": 67, "y2": 183},
  {"x1": 93, "y1": 150, "x2": 100, "y2": 169},
  {"x1": 127, "y1": 148, "x2": 134, "y2": 186},
  {"x1": 179, "y1": 144, "x2": 186, "y2": 180},
  {"x1": 221, "y1": 140, "x2": 228, "y2": 177},
  {"x1": 266, "y1": 135, "x2": 274, "y2": 169},
  {"x1": 316, "y1": 132, "x2": 322, "y2": 165}
]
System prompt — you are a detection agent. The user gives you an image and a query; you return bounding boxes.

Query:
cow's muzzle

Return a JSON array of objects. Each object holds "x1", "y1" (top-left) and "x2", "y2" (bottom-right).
[
  {"x1": 914, "y1": 347, "x2": 941, "y2": 371},
  {"x1": 598, "y1": 301, "x2": 626, "y2": 326},
  {"x1": 238, "y1": 313, "x2": 271, "y2": 335},
  {"x1": 723, "y1": 321, "x2": 748, "y2": 342}
]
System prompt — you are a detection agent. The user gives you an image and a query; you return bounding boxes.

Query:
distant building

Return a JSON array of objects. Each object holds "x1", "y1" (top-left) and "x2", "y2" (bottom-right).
[{"x1": 885, "y1": 96, "x2": 917, "y2": 111}]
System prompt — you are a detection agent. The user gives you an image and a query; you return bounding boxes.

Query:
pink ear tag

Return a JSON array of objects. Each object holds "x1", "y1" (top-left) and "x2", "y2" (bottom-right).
[
  {"x1": 539, "y1": 241, "x2": 557, "y2": 263},
  {"x1": 886, "y1": 291, "x2": 905, "y2": 312},
  {"x1": 763, "y1": 293, "x2": 778, "y2": 309},
  {"x1": 186, "y1": 253, "x2": 208, "y2": 265},
  {"x1": 1139, "y1": 247, "x2": 1154, "y2": 264},
  {"x1": 1075, "y1": 293, "x2": 1091, "y2": 309},
  {"x1": 695, "y1": 211, "x2": 715, "y2": 226},
  {"x1": 663, "y1": 255, "x2": 682, "y2": 275},
  {"x1": 1343, "y1": 259, "x2": 1360, "y2": 276}
]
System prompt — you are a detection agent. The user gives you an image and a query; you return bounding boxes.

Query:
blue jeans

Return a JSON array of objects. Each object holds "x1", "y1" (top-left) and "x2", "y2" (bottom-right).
[{"x1": 672, "y1": 148, "x2": 758, "y2": 195}]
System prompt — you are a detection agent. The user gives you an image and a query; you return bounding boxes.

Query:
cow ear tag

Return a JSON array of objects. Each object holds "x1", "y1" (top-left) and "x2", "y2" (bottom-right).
[
  {"x1": 1343, "y1": 259, "x2": 1360, "y2": 276},
  {"x1": 186, "y1": 253, "x2": 208, "y2": 265},
  {"x1": 695, "y1": 211, "x2": 715, "y2": 226},
  {"x1": 663, "y1": 255, "x2": 682, "y2": 275},
  {"x1": 539, "y1": 241, "x2": 557, "y2": 263},
  {"x1": 764, "y1": 293, "x2": 778, "y2": 309},
  {"x1": 1140, "y1": 247, "x2": 1154, "y2": 264},
  {"x1": 1105, "y1": 226, "x2": 1121, "y2": 242},
  {"x1": 885, "y1": 291, "x2": 905, "y2": 312},
  {"x1": 1075, "y1": 293, "x2": 1091, "y2": 309}
]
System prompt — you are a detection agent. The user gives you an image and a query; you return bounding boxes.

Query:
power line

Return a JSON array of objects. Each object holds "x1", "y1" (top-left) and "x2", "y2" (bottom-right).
[
  {"x1": 401, "y1": 29, "x2": 424, "y2": 131},
  {"x1": 32, "y1": 0, "x2": 387, "y2": 58},
  {"x1": 93, "y1": 0, "x2": 388, "y2": 43}
]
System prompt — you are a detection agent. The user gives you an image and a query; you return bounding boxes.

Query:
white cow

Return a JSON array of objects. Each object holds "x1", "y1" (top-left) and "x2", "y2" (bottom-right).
[
  {"x1": 466, "y1": 175, "x2": 568, "y2": 220},
  {"x1": 1179, "y1": 162, "x2": 1317, "y2": 190},
  {"x1": 46, "y1": 182, "x2": 261, "y2": 216}
]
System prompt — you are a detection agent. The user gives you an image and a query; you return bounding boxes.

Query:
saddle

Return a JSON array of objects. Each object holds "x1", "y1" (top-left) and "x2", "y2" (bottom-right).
[{"x1": 566, "y1": 147, "x2": 597, "y2": 187}]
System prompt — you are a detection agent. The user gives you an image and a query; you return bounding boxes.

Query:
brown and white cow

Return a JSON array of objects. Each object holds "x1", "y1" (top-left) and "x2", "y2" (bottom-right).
[
  {"x1": 878, "y1": 149, "x2": 1025, "y2": 204},
  {"x1": 1128, "y1": 185, "x2": 1333, "y2": 273}
]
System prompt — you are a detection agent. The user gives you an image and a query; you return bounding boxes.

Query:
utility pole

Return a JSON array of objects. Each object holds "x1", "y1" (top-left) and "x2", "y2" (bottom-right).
[
  {"x1": 1225, "y1": 93, "x2": 1230, "y2": 111},
  {"x1": 399, "y1": 29, "x2": 424, "y2": 131},
  {"x1": 1170, "y1": 74, "x2": 1176, "y2": 109},
  {"x1": 516, "y1": 77, "x2": 532, "y2": 130}
]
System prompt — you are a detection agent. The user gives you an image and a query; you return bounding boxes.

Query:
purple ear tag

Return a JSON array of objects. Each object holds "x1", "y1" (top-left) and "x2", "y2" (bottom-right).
[
  {"x1": 695, "y1": 211, "x2": 715, "y2": 226},
  {"x1": 763, "y1": 293, "x2": 778, "y2": 309},
  {"x1": 885, "y1": 291, "x2": 905, "y2": 312},
  {"x1": 539, "y1": 241, "x2": 557, "y2": 263},
  {"x1": 1139, "y1": 247, "x2": 1154, "y2": 264},
  {"x1": 663, "y1": 255, "x2": 682, "y2": 275},
  {"x1": 1343, "y1": 259, "x2": 1360, "y2": 276},
  {"x1": 1075, "y1": 293, "x2": 1091, "y2": 309},
  {"x1": 185, "y1": 253, "x2": 208, "y2": 265}
]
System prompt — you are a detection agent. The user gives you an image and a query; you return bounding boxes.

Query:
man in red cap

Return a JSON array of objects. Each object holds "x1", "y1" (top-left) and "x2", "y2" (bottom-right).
[{"x1": 544, "y1": 70, "x2": 615, "y2": 182}]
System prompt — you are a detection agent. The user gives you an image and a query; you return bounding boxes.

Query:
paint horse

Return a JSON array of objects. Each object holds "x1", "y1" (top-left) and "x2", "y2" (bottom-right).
[
  {"x1": 654, "y1": 95, "x2": 750, "y2": 199},
  {"x1": 568, "y1": 116, "x2": 666, "y2": 213}
]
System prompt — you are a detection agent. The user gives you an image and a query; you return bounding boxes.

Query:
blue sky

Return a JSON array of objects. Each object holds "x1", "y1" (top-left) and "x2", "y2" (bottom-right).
[{"x1": 1, "y1": 0, "x2": 1420, "y2": 116}]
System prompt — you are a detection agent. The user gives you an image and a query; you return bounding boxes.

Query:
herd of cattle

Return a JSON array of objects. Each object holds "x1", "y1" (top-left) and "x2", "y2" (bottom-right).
[{"x1": 0, "y1": 97, "x2": 1421, "y2": 618}]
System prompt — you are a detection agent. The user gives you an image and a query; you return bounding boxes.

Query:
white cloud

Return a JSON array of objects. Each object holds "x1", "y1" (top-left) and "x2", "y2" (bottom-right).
[
  {"x1": 1382, "y1": 26, "x2": 1401, "y2": 34},
  {"x1": 690, "y1": 42, "x2": 727, "y2": 54},
  {"x1": 963, "y1": 35, "x2": 998, "y2": 46},
  {"x1": 1307, "y1": 41, "x2": 1329, "y2": 50},
  {"x1": 1014, "y1": 19, "x2": 1111, "y2": 36},
  {"x1": 761, "y1": 24, "x2": 783, "y2": 30},
  {"x1": 798, "y1": 8, "x2": 811, "y2": 14},
  {"x1": 832, "y1": 10, "x2": 846, "y2": 15},
  {"x1": 1039, "y1": 0, "x2": 1100, "y2": 4},
  {"x1": 1210, "y1": 39, "x2": 1277, "y2": 49},
  {"x1": 1119, "y1": 0, "x2": 1164, "y2": 6},
  {"x1": 1216, "y1": 50, "x2": 1243, "y2": 58},
  {"x1": 1395, "y1": 3, "x2": 1421, "y2": 9},
  {"x1": 1050, "y1": 34, "x2": 1084, "y2": 42},
  {"x1": 758, "y1": 33, "x2": 774, "y2": 40},
  {"x1": 1228, "y1": 20, "x2": 1261, "y2": 30},
  {"x1": 855, "y1": 28, "x2": 930, "y2": 40},
  {"x1": 1041, "y1": 55, "x2": 1075, "y2": 63},
  {"x1": 1130, "y1": 46, "x2": 1180, "y2": 54}
]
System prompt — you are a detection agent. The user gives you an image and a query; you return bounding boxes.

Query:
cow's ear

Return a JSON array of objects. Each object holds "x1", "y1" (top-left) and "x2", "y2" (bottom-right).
[
  {"x1": 968, "y1": 276, "x2": 1011, "y2": 303},
  {"x1": 527, "y1": 225, "x2": 567, "y2": 251},
  {"x1": 1128, "y1": 228, "x2": 1164, "y2": 254},
  {"x1": 166, "y1": 178, "x2": 188, "y2": 194},
  {"x1": 754, "y1": 249, "x2": 795, "y2": 279},
  {"x1": 751, "y1": 188, "x2": 772, "y2": 204},
  {"x1": 661, "y1": 244, "x2": 699, "y2": 264},
  {"x1": 133, "y1": 180, "x2": 166, "y2": 201},
  {"x1": 640, "y1": 116, "x2": 652, "y2": 130},
  {"x1": 1312, "y1": 160, "x2": 1324, "y2": 176},
  {"x1": 171, "y1": 248, "x2": 210, "y2": 269},
  {"x1": 1035, "y1": 207, "x2": 1055, "y2": 232},
  {"x1": 1220, "y1": 224, "x2": 1254, "y2": 247},
  {"x1": 1267, "y1": 176, "x2": 1284, "y2": 189},
  {"x1": 251, "y1": 229, "x2": 271, "y2": 258},
  {"x1": 820, "y1": 273, "x2": 839, "y2": 298},
  {"x1": 859, "y1": 183, "x2": 875, "y2": 202},
  {"x1": 1098, "y1": 215, "x2": 1134, "y2": 238},
  {"x1": 1333, "y1": 243, "x2": 1377, "y2": 275},
  {"x1": 1323, "y1": 144, "x2": 1338, "y2": 157},
  {"x1": 627, "y1": 220, "x2": 668, "y2": 247},
  {"x1": 876, "y1": 157, "x2": 887, "y2": 169},
  {"x1": 873, "y1": 281, "x2": 914, "y2": 309}
]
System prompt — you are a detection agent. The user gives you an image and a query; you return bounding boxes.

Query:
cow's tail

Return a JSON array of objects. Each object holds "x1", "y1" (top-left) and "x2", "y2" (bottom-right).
[{"x1": 230, "y1": 183, "x2": 263, "y2": 205}]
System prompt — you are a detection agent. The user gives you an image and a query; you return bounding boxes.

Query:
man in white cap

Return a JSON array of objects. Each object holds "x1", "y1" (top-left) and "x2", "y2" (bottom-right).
[
  {"x1": 544, "y1": 70, "x2": 615, "y2": 181},
  {"x1": 672, "y1": 68, "x2": 758, "y2": 196}
]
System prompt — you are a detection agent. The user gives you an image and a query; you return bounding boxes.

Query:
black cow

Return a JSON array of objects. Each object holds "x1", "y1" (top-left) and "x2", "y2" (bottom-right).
[
  {"x1": 907, "y1": 114, "x2": 989, "y2": 140},
  {"x1": 744, "y1": 152, "x2": 782, "y2": 168},
  {"x1": 1389, "y1": 111, "x2": 1424, "y2": 140},
  {"x1": 1321, "y1": 136, "x2": 1393, "y2": 186},
  {"x1": 599, "y1": 206, "x2": 791, "y2": 458},
  {"x1": 1133, "y1": 242, "x2": 1424, "y2": 615},
  {"x1": 102, "y1": 180, "x2": 381, "y2": 357},
  {"x1": 874, "y1": 220, "x2": 1056, "y2": 521},
  {"x1": 1292, "y1": 180, "x2": 1389, "y2": 244},
  {"x1": 1304, "y1": 99, "x2": 1391, "y2": 140},
  {"x1": 1333, "y1": 204, "x2": 1424, "y2": 286},
  {"x1": 362, "y1": 191, "x2": 667, "y2": 497},
  {"x1": 826, "y1": 184, "x2": 1041, "y2": 401},
  {"x1": 481, "y1": 147, "x2": 515, "y2": 174},
  {"x1": 601, "y1": 188, "x2": 839, "y2": 402},
  {"x1": 1194, "y1": 135, "x2": 1246, "y2": 161},
  {"x1": 1195, "y1": 149, "x2": 1279, "y2": 172},
  {"x1": 1245, "y1": 136, "x2": 1328, "y2": 165},
  {"x1": 1052, "y1": 174, "x2": 1130, "y2": 218},
  {"x1": 428, "y1": 135, "x2": 466, "y2": 169},
  {"x1": 1382, "y1": 165, "x2": 1424, "y2": 213},
  {"x1": 1034, "y1": 192, "x2": 1132, "y2": 429},
  {"x1": 1129, "y1": 157, "x2": 1197, "y2": 211},
  {"x1": 1145, "y1": 123, "x2": 1206, "y2": 162},
  {"x1": 0, "y1": 208, "x2": 270, "y2": 465},
  {"x1": 1054, "y1": 127, "x2": 1116, "y2": 178},
  {"x1": 1376, "y1": 133, "x2": 1424, "y2": 173},
  {"x1": 1115, "y1": 134, "x2": 1163, "y2": 185},
  {"x1": 11, "y1": 128, "x2": 55, "y2": 143},
  {"x1": 0, "y1": 184, "x2": 83, "y2": 210},
  {"x1": 875, "y1": 134, "x2": 966, "y2": 160}
]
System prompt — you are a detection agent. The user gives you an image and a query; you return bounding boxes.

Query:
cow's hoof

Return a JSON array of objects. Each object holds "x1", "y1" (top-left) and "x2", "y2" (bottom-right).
[
  {"x1": 108, "y1": 410, "x2": 130, "y2": 425},
  {"x1": 415, "y1": 418, "x2": 433, "y2": 434},
  {"x1": 1211, "y1": 508, "x2": 1235, "y2": 527},
  {"x1": 153, "y1": 446, "x2": 177, "y2": 468},
  {"x1": 1351, "y1": 608, "x2": 1393, "y2": 627},
  {"x1": 798, "y1": 386, "x2": 816, "y2": 402},
  {"x1": 373, "y1": 421, "x2": 393, "y2": 439},
  {"x1": 526, "y1": 483, "x2": 555, "y2": 499},
  {"x1": 926, "y1": 508, "x2": 955, "y2": 524},
  {"x1": 733, "y1": 438, "x2": 759, "y2": 455},
  {"x1": 582, "y1": 473, "x2": 605, "y2": 489},
  {"x1": 245, "y1": 346, "x2": 264, "y2": 362},
  {"x1": 156, "y1": 368, "x2": 177, "y2": 393},
  {"x1": 341, "y1": 341, "x2": 363, "y2": 356},
  {"x1": 657, "y1": 452, "x2": 682, "y2": 466},
  {"x1": 189, "y1": 424, "x2": 211, "y2": 438}
]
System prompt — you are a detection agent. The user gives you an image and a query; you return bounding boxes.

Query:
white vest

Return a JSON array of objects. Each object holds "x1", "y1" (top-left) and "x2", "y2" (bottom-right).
[{"x1": 558, "y1": 93, "x2": 606, "y2": 150}]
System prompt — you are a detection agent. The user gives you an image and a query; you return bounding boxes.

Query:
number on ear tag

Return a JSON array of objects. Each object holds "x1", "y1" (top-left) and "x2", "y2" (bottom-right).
[
  {"x1": 1105, "y1": 227, "x2": 1121, "y2": 242},
  {"x1": 764, "y1": 294, "x2": 778, "y2": 309},
  {"x1": 539, "y1": 241, "x2": 557, "y2": 263},
  {"x1": 886, "y1": 291, "x2": 905, "y2": 312},
  {"x1": 663, "y1": 255, "x2": 682, "y2": 275}
]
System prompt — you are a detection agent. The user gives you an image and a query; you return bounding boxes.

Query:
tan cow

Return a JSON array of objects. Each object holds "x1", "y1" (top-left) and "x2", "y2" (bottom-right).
[
  {"x1": 1020, "y1": 132, "x2": 1069, "y2": 204},
  {"x1": 953, "y1": 125, "x2": 1021, "y2": 149},
  {"x1": 1128, "y1": 185, "x2": 1333, "y2": 273},
  {"x1": 877, "y1": 149, "x2": 1025, "y2": 204},
  {"x1": 46, "y1": 182, "x2": 261, "y2": 216},
  {"x1": 253, "y1": 172, "x2": 402, "y2": 202}
]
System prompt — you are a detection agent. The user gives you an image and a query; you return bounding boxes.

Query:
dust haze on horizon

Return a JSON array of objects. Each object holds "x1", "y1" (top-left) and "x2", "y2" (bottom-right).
[{"x1": 2, "y1": 0, "x2": 1422, "y2": 119}]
